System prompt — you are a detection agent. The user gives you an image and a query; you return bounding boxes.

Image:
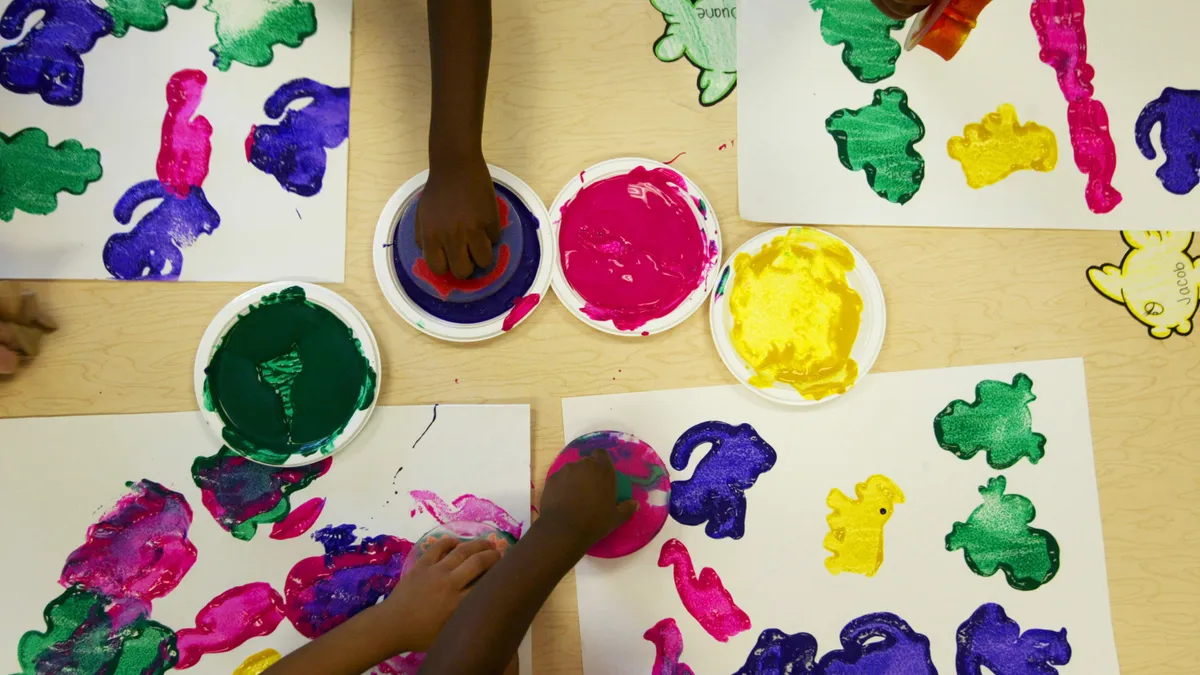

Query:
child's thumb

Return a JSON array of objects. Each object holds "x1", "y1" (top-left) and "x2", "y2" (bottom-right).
[{"x1": 615, "y1": 500, "x2": 638, "y2": 524}]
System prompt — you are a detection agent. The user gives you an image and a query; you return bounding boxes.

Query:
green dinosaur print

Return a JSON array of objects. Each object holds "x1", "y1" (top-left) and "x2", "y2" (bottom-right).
[
  {"x1": 826, "y1": 87, "x2": 926, "y2": 204},
  {"x1": 0, "y1": 128, "x2": 102, "y2": 222}
]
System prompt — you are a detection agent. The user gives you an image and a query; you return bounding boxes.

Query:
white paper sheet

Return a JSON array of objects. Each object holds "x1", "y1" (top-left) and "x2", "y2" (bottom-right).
[
  {"x1": 0, "y1": 0, "x2": 351, "y2": 280},
  {"x1": 0, "y1": 405, "x2": 532, "y2": 675},
  {"x1": 564, "y1": 358, "x2": 1118, "y2": 674},
  {"x1": 738, "y1": 0, "x2": 1200, "y2": 230}
]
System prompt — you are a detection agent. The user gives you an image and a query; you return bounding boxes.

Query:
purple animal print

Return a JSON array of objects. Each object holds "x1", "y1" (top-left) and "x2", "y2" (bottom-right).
[
  {"x1": 733, "y1": 628, "x2": 820, "y2": 675},
  {"x1": 1135, "y1": 87, "x2": 1200, "y2": 195},
  {"x1": 0, "y1": 0, "x2": 113, "y2": 106},
  {"x1": 245, "y1": 78, "x2": 350, "y2": 197},
  {"x1": 104, "y1": 179, "x2": 220, "y2": 280},
  {"x1": 668, "y1": 421, "x2": 777, "y2": 540},
  {"x1": 957, "y1": 603, "x2": 1071, "y2": 675},
  {"x1": 817, "y1": 613, "x2": 938, "y2": 675}
]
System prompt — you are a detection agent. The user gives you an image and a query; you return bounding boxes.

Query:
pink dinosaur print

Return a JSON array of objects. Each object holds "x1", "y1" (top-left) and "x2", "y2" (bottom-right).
[
  {"x1": 657, "y1": 538, "x2": 751, "y2": 642},
  {"x1": 156, "y1": 68, "x2": 213, "y2": 198}
]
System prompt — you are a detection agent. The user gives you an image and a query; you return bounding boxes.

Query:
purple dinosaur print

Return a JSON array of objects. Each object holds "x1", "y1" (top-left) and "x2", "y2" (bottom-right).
[
  {"x1": 1135, "y1": 87, "x2": 1200, "y2": 196},
  {"x1": 104, "y1": 179, "x2": 220, "y2": 280},
  {"x1": 0, "y1": 0, "x2": 113, "y2": 106},
  {"x1": 817, "y1": 613, "x2": 938, "y2": 675},
  {"x1": 956, "y1": 603, "x2": 1071, "y2": 675},
  {"x1": 245, "y1": 78, "x2": 350, "y2": 197},
  {"x1": 668, "y1": 421, "x2": 777, "y2": 540}
]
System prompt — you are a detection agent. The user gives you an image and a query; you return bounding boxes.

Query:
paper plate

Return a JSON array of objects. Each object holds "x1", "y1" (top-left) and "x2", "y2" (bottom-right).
[
  {"x1": 373, "y1": 165, "x2": 554, "y2": 342},
  {"x1": 548, "y1": 158, "x2": 722, "y2": 337},
  {"x1": 709, "y1": 227, "x2": 886, "y2": 407},
  {"x1": 194, "y1": 281, "x2": 382, "y2": 466}
]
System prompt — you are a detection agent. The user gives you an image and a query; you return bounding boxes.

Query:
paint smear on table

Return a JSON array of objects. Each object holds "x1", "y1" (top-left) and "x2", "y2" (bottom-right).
[
  {"x1": 824, "y1": 475, "x2": 904, "y2": 577},
  {"x1": 284, "y1": 524, "x2": 413, "y2": 638},
  {"x1": 918, "y1": 0, "x2": 995, "y2": 60},
  {"x1": 948, "y1": 104, "x2": 1058, "y2": 188},
  {"x1": 957, "y1": 603, "x2": 1072, "y2": 673},
  {"x1": 409, "y1": 490, "x2": 524, "y2": 539},
  {"x1": 729, "y1": 228, "x2": 863, "y2": 399},
  {"x1": 0, "y1": 127, "x2": 103, "y2": 222},
  {"x1": 0, "y1": 0, "x2": 114, "y2": 106},
  {"x1": 810, "y1": 0, "x2": 903, "y2": 83},
  {"x1": 1136, "y1": 87, "x2": 1200, "y2": 196},
  {"x1": 658, "y1": 538, "x2": 750, "y2": 642},
  {"x1": 157, "y1": 69, "x2": 212, "y2": 198},
  {"x1": 106, "y1": 0, "x2": 196, "y2": 37},
  {"x1": 271, "y1": 496, "x2": 327, "y2": 539},
  {"x1": 644, "y1": 617, "x2": 695, "y2": 675},
  {"x1": 934, "y1": 373, "x2": 1047, "y2": 469},
  {"x1": 501, "y1": 293, "x2": 540, "y2": 331},
  {"x1": 827, "y1": 87, "x2": 926, "y2": 204},
  {"x1": 547, "y1": 430, "x2": 671, "y2": 558},
  {"x1": 59, "y1": 479, "x2": 197, "y2": 624},
  {"x1": 203, "y1": 285, "x2": 376, "y2": 465},
  {"x1": 946, "y1": 476, "x2": 1060, "y2": 591},
  {"x1": 206, "y1": 0, "x2": 317, "y2": 71},
  {"x1": 669, "y1": 421, "x2": 776, "y2": 540},
  {"x1": 1030, "y1": 0, "x2": 1121, "y2": 214},
  {"x1": 192, "y1": 445, "x2": 331, "y2": 540},
  {"x1": 174, "y1": 582, "x2": 285, "y2": 669},
  {"x1": 233, "y1": 648, "x2": 282, "y2": 675},
  {"x1": 558, "y1": 166, "x2": 714, "y2": 331},
  {"x1": 1088, "y1": 230, "x2": 1200, "y2": 339},
  {"x1": 246, "y1": 78, "x2": 349, "y2": 197}
]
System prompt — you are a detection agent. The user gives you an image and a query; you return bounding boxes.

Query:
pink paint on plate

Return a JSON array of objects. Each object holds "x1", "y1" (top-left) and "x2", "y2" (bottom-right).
[
  {"x1": 270, "y1": 497, "x2": 326, "y2": 540},
  {"x1": 501, "y1": 293, "x2": 541, "y2": 331},
  {"x1": 558, "y1": 166, "x2": 712, "y2": 331},
  {"x1": 643, "y1": 618, "x2": 695, "y2": 675},
  {"x1": 658, "y1": 538, "x2": 751, "y2": 642},
  {"x1": 175, "y1": 582, "x2": 285, "y2": 669}
]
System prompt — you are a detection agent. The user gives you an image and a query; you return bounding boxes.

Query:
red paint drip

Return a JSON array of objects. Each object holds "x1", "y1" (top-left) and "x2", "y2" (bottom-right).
[
  {"x1": 270, "y1": 497, "x2": 326, "y2": 540},
  {"x1": 410, "y1": 197, "x2": 512, "y2": 298},
  {"x1": 559, "y1": 166, "x2": 710, "y2": 331},
  {"x1": 658, "y1": 538, "x2": 751, "y2": 642},
  {"x1": 501, "y1": 293, "x2": 541, "y2": 331},
  {"x1": 157, "y1": 69, "x2": 212, "y2": 198},
  {"x1": 244, "y1": 125, "x2": 257, "y2": 161},
  {"x1": 665, "y1": 151, "x2": 687, "y2": 165},
  {"x1": 175, "y1": 583, "x2": 284, "y2": 669}
]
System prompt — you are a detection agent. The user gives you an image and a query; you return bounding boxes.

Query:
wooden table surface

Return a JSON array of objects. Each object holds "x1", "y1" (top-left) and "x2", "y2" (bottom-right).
[{"x1": 2, "y1": 2, "x2": 1197, "y2": 673}]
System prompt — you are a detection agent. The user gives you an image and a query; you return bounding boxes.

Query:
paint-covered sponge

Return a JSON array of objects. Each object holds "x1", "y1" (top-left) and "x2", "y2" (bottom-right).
[
  {"x1": 401, "y1": 521, "x2": 517, "y2": 575},
  {"x1": 391, "y1": 182, "x2": 542, "y2": 324},
  {"x1": 547, "y1": 431, "x2": 671, "y2": 559}
]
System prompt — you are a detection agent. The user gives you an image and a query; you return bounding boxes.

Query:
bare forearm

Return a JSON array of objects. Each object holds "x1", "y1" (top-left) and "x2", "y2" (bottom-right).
[
  {"x1": 419, "y1": 522, "x2": 584, "y2": 674},
  {"x1": 265, "y1": 605, "x2": 413, "y2": 675},
  {"x1": 427, "y1": 0, "x2": 491, "y2": 164}
]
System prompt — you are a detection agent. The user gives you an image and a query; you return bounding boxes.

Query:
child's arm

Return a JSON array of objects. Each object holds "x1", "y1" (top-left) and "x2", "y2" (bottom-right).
[
  {"x1": 420, "y1": 450, "x2": 636, "y2": 674},
  {"x1": 415, "y1": 0, "x2": 501, "y2": 280},
  {"x1": 264, "y1": 538, "x2": 501, "y2": 675},
  {"x1": 871, "y1": 0, "x2": 930, "y2": 19}
]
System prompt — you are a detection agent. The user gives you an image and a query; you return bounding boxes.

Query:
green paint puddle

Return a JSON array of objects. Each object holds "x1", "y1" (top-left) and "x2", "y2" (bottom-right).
[
  {"x1": 106, "y1": 0, "x2": 197, "y2": 37},
  {"x1": 205, "y1": 0, "x2": 318, "y2": 71},
  {"x1": 204, "y1": 286, "x2": 376, "y2": 465},
  {"x1": 810, "y1": 0, "x2": 904, "y2": 83},
  {"x1": 935, "y1": 373, "x2": 1047, "y2": 469},
  {"x1": 946, "y1": 476, "x2": 1060, "y2": 591},
  {"x1": 651, "y1": 0, "x2": 738, "y2": 106},
  {"x1": 826, "y1": 87, "x2": 926, "y2": 204},
  {"x1": 0, "y1": 128, "x2": 103, "y2": 222}
]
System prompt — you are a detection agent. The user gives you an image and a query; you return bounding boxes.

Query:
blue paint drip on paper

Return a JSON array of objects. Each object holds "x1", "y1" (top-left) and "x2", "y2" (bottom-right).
[
  {"x1": 103, "y1": 180, "x2": 220, "y2": 280},
  {"x1": 0, "y1": 0, "x2": 112, "y2": 106},
  {"x1": 957, "y1": 603, "x2": 1071, "y2": 675},
  {"x1": 1136, "y1": 87, "x2": 1200, "y2": 195},
  {"x1": 312, "y1": 523, "x2": 358, "y2": 556},
  {"x1": 246, "y1": 78, "x2": 350, "y2": 197},
  {"x1": 668, "y1": 421, "x2": 777, "y2": 540}
]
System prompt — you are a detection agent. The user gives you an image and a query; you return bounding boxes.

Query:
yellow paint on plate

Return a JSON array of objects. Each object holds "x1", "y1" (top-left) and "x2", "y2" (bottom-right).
[
  {"x1": 947, "y1": 103, "x2": 1057, "y2": 188},
  {"x1": 729, "y1": 228, "x2": 863, "y2": 400},
  {"x1": 232, "y1": 648, "x2": 282, "y2": 675},
  {"x1": 824, "y1": 474, "x2": 905, "y2": 577}
]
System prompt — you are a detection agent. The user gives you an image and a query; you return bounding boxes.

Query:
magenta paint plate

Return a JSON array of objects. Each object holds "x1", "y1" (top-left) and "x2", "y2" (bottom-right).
[{"x1": 549, "y1": 158, "x2": 722, "y2": 337}]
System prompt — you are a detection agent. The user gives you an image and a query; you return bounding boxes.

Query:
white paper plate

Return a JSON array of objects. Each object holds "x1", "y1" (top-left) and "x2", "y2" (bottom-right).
[
  {"x1": 709, "y1": 227, "x2": 886, "y2": 406},
  {"x1": 373, "y1": 165, "x2": 554, "y2": 342},
  {"x1": 548, "y1": 157, "x2": 723, "y2": 337},
  {"x1": 194, "y1": 281, "x2": 382, "y2": 466}
]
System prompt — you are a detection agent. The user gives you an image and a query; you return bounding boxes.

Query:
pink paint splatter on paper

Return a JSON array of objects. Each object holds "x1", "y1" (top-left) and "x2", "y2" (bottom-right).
[
  {"x1": 644, "y1": 618, "x2": 695, "y2": 675},
  {"x1": 1030, "y1": 0, "x2": 1121, "y2": 214},
  {"x1": 59, "y1": 479, "x2": 197, "y2": 625},
  {"x1": 270, "y1": 497, "x2": 327, "y2": 540},
  {"x1": 501, "y1": 293, "x2": 541, "y2": 332},
  {"x1": 373, "y1": 652, "x2": 425, "y2": 674},
  {"x1": 658, "y1": 538, "x2": 750, "y2": 642},
  {"x1": 175, "y1": 582, "x2": 285, "y2": 669},
  {"x1": 409, "y1": 490, "x2": 524, "y2": 539},
  {"x1": 157, "y1": 69, "x2": 213, "y2": 198}
]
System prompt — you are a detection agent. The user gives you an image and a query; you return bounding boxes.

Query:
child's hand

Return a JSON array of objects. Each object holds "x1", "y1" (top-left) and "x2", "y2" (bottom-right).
[
  {"x1": 871, "y1": 0, "x2": 930, "y2": 19},
  {"x1": 379, "y1": 537, "x2": 502, "y2": 651},
  {"x1": 415, "y1": 153, "x2": 502, "y2": 279},
  {"x1": 0, "y1": 287, "x2": 56, "y2": 375},
  {"x1": 539, "y1": 448, "x2": 637, "y2": 554}
]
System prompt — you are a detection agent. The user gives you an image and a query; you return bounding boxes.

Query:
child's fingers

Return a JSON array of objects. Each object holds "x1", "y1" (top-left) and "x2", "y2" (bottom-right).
[
  {"x1": 418, "y1": 536, "x2": 461, "y2": 567},
  {"x1": 449, "y1": 548, "x2": 501, "y2": 588},
  {"x1": 616, "y1": 499, "x2": 638, "y2": 524},
  {"x1": 436, "y1": 538, "x2": 494, "y2": 571}
]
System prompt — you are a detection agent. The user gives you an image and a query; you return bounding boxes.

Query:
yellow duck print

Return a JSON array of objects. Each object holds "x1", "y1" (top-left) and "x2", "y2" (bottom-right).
[
  {"x1": 824, "y1": 474, "x2": 905, "y2": 577},
  {"x1": 947, "y1": 103, "x2": 1058, "y2": 189},
  {"x1": 1088, "y1": 231, "x2": 1200, "y2": 339}
]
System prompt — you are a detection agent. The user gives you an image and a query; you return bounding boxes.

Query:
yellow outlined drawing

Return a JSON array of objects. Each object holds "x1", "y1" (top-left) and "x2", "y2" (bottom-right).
[{"x1": 1087, "y1": 231, "x2": 1199, "y2": 339}]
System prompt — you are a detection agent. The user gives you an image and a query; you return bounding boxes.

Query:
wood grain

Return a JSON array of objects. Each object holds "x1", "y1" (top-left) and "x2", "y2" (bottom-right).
[{"x1": 2, "y1": 2, "x2": 1197, "y2": 673}]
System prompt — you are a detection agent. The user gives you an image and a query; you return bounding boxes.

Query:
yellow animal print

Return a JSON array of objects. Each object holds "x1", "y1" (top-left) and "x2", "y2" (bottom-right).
[
  {"x1": 824, "y1": 475, "x2": 905, "y2": 577},
  {"x1": 1088, "y1": 231, "x2": 1200, "y2": 339},
  {"x1": 948, "y1": 104, "x2": 1058, "y2": 188}
]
